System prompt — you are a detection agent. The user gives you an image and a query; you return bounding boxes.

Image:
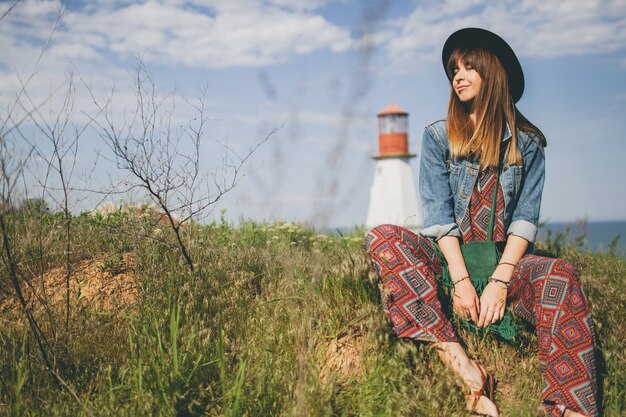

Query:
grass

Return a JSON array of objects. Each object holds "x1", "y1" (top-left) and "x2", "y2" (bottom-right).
[{"x1": 0, "y1": 211, "x2": 624, "y2": 416}]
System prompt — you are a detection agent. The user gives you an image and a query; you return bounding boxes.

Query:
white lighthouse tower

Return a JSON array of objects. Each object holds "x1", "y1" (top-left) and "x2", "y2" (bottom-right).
[{"x1": 366, "y1": 103, "x2": 422, "y2": 232}]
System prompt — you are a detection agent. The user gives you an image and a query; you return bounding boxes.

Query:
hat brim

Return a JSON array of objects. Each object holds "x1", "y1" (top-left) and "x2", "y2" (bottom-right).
[{"x1": 442, "y1": 28, "x2": 524, "y2": 103}]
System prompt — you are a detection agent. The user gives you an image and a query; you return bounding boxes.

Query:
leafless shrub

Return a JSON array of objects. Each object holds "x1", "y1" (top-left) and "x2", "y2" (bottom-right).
[
  {"x1": 85, "y1": 60, "x2": 280, "y2": 273},
  {"x1": 11, "y1": 71, "x2": 90, "y2": 337},
  {"x1": 0, "y1": 0, "x2": 88, "y2": 408}
]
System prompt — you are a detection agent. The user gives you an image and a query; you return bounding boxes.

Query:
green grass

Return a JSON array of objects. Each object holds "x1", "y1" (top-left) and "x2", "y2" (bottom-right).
[{"x1": 0, "y1": 213, "x2": 624, "y2": 416}]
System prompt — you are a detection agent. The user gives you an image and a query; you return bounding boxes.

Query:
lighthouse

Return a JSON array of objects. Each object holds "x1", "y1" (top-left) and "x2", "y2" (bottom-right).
[{"x1": 366, "y1": 103, "x2": 422, "y2": 232}]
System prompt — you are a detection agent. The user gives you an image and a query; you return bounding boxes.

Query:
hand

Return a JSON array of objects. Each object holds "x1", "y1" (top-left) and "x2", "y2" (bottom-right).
[
  {"x1": 453, "y1": 279, "x2": 480, "y2": 323},
  {"x1": 477, "y1": 281, "x2": 507, "y2": 328}
]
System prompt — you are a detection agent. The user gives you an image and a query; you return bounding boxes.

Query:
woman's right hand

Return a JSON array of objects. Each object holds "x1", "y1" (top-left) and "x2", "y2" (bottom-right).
[
  {"x1": 453, "y1": 279, "x2": 480, "y2": 323},
  {"x1": 436, "y1": 235, "x2": 479, "y2": 322}
]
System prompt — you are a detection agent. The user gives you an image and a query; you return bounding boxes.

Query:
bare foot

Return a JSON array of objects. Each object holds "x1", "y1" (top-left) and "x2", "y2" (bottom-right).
[
  {"x1": 434, "y1": 343, "x2": 499, "y2": 416},
  {"x1": 468, "y1": 395, "x2": 499, "y2": 417},
  {"x1": 462, "y1": 361, "x2": 499, "y2": 417}
]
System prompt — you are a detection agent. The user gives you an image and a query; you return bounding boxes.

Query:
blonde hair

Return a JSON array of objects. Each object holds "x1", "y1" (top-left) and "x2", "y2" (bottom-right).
[{"x1": 445, "y1": 48, "x2": 546, "y2": 168}]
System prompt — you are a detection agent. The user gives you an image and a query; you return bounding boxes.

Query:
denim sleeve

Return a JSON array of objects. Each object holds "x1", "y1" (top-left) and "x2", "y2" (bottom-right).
[
  {"x1": 418, "y1": 126, "x2": 461, "y2": 240},
  {"x1": 507, "y1": 137, "x2": 545, "y2": 243}
]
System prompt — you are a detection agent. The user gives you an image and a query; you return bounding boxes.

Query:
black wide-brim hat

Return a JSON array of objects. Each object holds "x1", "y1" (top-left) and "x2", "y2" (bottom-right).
[{"x1": 442, "y1": 27, "x2": 524, "y2": 103}]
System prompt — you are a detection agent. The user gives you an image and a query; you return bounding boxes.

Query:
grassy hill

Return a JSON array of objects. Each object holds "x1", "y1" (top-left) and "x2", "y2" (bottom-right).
[{"x1": 0, "y1": 211, "x2": 624, "y2": 416}]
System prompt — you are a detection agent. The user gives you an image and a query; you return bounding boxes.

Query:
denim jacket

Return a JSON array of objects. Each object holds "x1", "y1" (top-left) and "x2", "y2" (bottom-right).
[{"x1": 419, "y1": 120, "x2": 545, "y2": 243}]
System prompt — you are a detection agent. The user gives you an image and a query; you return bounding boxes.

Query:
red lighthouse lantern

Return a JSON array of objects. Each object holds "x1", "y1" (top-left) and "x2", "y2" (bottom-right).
[
  {"x1": 366, "y1": 102, "x2": 421, "y2": 232},
  {"x1": 375, "y1": 103, "x2": 415, "y2": 158}
]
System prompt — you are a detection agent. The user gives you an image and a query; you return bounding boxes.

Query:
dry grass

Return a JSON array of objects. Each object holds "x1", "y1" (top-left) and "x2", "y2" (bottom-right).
[{"x1": 0, "y1": 214, "x2": 624, "y2": 416}]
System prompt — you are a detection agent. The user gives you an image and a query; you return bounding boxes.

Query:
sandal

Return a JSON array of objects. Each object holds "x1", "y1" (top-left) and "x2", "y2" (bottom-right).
[{"x1": 465, "y1": 363, "x2": 498, "y2": 416}]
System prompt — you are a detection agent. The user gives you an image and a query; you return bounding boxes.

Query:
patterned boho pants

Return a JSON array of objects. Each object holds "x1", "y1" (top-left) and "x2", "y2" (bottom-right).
[{"x1": 365, "y1": 224, "x2": 599, "y2": 417}]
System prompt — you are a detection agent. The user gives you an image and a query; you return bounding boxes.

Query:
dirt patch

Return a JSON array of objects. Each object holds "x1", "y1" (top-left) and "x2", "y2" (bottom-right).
[
  {"x1": 319, "y1": 334, "x2": 365, "y2": 383},
  {"x1": 1, "y1": 253, "x2": 139, "y2": 315}
]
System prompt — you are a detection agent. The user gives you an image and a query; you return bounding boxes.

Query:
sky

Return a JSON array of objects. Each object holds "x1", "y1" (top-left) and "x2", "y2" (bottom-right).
[{"x1": 1, "y1": 0, "x2": 626, "y2": 228}]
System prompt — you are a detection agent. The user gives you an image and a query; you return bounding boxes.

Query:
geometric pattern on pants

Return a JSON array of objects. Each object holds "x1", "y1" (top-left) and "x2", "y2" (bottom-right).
[
  {"x1": 365, "y1": 170, "x2": 599, "y2": 417},
  {"x1": 508, "y1": 255, "x2": 599, "y2": 417},
  {"x1": 366, "y1": 224, "x2": 457, "y2": 343}
]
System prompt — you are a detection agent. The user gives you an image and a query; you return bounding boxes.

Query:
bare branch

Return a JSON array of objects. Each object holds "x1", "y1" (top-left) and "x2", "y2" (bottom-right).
[
  {"x1": 0, "y1": 0, "x2": 65, "y2": 137},
  {"x1": 85, "y1": 60, "x2": 281, "y2": 273},
  {"x1": 0, "y1": 2, "x2": 94, "y2": 410}
]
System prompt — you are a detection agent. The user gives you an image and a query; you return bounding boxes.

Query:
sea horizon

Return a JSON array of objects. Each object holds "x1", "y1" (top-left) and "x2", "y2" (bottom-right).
[
  {"x1": 537, "y1": 220, "x2": 626, "y2": 254},
  {"x1": 333, "y1": 220, "x2": 626, "y2": 256}
]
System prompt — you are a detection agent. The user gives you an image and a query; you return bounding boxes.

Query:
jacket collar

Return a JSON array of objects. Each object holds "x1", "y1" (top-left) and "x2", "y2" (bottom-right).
[{"x1": 502, "y1": 123, "x2": 512, "y2": 142}]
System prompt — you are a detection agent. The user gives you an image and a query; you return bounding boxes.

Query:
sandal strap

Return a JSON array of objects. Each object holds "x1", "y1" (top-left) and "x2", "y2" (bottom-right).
[{"x1": 464, "y1": 364, "x2": 497, "y2": 414}]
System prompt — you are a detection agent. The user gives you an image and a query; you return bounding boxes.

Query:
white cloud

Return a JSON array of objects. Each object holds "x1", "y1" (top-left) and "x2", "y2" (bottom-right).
[
  {"x1": 263, "y1": 0, "x2": 332, "y2": 12},
  {"x1": 385, "y1": 0, "x2": 626, "y2": 68},
  {"x1": 1, "y1": 0, "x2": 352, "y2": 70},
  {"x1": 0, "y1": 0, "x2": 356, "y2": 134},
  {"x1": 230, "y1": 104, "x2": 371, "y2": 133}
]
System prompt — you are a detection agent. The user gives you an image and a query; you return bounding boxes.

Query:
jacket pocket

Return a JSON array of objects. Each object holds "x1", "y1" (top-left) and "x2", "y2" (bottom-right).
[
  {"x1": 510, "y1": 165, "x2": 522, "y2": 193},
  {"x1": 448, "y1": 161, "x2": 461, "y2": 194}
]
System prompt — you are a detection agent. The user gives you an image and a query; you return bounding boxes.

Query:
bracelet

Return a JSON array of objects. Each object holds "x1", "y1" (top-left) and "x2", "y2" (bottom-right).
[
  {"x1": 452, "y1": 275, "x2": 470, "y2": 286},
  {"x1": 498, "y1": 261, "x2": 517, "y2": 268},
  {"x1": 488, "y1": 277, "x2": 510, "y2": 288}
]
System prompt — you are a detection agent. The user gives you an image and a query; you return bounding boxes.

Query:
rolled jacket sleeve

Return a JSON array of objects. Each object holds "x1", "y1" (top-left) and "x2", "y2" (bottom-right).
[
  {"x1": 419, "y1": 125, "x2": 461, "y2": 241},
  {"x1": 507, "y1": 136, "x2": 545, "y2": 243}
]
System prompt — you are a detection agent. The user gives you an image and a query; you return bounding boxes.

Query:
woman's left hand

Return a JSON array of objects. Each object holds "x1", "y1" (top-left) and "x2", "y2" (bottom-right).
[{"x1": 477, "y1": 282, "x2": 507, "y2": 327}]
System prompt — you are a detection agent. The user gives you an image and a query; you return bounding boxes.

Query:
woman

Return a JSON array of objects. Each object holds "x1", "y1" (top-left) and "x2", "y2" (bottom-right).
[{"x1": 365, "y1": 28, "x2": 599, "y2": 417}]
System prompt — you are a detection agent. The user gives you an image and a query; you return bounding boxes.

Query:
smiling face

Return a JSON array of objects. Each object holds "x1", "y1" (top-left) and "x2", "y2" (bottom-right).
[{"x1": 452, "y1": 57, "x2": 483, "y2": 104}]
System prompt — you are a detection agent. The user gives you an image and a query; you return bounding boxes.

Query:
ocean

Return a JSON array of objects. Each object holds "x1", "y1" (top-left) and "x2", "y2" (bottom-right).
[
  {"x1": 339, "y1": 221, "x2": 626, "y2": 256},
  {"x1": 538, "y1": 221, "x2": 626, "y2": 255}
]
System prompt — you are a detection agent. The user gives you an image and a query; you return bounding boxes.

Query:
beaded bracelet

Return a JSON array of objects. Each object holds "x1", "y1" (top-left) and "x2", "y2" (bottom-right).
[
  {"x1": 498, "y1": 261, "x2": 517, "y2": 268},
  {"x1": 452, "y1": 275, "x2": 470, "y2": 286},
  {"x1": 488, "y1": 277, "x2": 510, "y2": 288}
]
